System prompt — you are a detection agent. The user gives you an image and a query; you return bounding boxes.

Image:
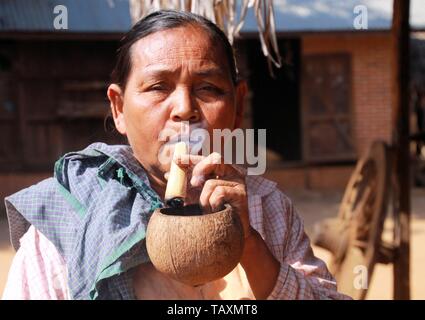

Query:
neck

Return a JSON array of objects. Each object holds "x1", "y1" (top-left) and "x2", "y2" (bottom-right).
[{"x1": 147, "y1": 170, "x2": 167, "y2": 199}]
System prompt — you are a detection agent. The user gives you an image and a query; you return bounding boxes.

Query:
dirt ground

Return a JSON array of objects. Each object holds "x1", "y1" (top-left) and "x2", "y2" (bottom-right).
[{"x1": 1, "y1": 187, "x2": 424, "y2": 299}]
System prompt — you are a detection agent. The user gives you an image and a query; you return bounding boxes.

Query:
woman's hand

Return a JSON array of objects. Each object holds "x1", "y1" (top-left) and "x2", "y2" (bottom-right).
[
  {"x1": 169, "y1": 152, "x2": 280, "y2": 299},
  {"x1": 172, "y1": 152, "x2": 253, "y2": 239}
]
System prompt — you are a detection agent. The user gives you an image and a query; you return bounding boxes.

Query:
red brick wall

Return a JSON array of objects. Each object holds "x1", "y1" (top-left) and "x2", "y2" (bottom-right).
[{"x1": 302, "y1": 33, "x2": 393, "y2": 156}]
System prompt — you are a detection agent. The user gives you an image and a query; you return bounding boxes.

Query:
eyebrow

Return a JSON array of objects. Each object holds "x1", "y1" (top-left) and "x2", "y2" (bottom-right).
[
  {"x1": 194, "y1": 68, "x2": 227, "y2": 78},
  {"x1": 141, "y1": 66, "x2": 227, "y2": 79}
]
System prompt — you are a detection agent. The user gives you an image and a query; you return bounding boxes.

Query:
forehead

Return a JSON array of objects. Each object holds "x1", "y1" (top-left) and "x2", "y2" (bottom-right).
[{"x1": 130, "y1": 25, "x2": 229, "y2": 72}]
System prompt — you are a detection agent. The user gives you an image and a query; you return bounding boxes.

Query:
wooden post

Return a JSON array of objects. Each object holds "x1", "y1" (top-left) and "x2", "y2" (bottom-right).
[{"x1": 391, "y1": 0, "x2": 411, "y2": 300}]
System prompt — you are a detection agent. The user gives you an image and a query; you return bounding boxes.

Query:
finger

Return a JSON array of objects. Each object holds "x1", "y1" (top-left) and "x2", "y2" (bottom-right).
[
  {"x1": 208, "y1": 184, "x2": 245, "y2": 213},
  {"x1": 191, "y1": 153, "x2": 229, "y2": 186},
  {"x1": 199, "y1": 179, "x2": 238, "y2": 212},
  {"x1": 164, "y1": 171, "x2": 169, "y2": 181},
  {"x1": 207, "y1": 184, "x2": 250, "y2": 236},
  {"x1": 209, "y1": 186, "x2": 227, "y2": 213},
  {"x1": 174, "y1": 154, "x2": 204, "y2": 168},
  {"x1": 175, "y1": 153, "x2": 223, "y2": 187},
  {"x1": 171, "y1": 155, "x2": 204, "y2": 185},
  {"x1": 176, "y1": 153, "x2": 241, "y2": 187}
]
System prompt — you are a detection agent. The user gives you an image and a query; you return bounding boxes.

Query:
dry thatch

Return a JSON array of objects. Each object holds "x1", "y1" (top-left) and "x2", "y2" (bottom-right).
[{"x1": 129, "y1": 0, "x2": 282, "y2": 71}]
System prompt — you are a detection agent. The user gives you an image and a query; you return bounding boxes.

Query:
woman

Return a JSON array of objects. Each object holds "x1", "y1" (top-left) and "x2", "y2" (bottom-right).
[{"x1": 3, "y1": 10, "x2": 349, "y2": 300}]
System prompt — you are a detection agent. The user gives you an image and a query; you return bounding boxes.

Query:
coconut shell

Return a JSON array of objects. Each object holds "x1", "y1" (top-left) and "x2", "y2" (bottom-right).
[{"x1": 146, "y1": 204, "x2": 245, "y2": 286}]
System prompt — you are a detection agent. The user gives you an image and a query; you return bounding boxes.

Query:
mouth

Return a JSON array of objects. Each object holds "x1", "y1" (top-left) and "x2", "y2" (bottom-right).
[
  {"x1": 158, "y1": 122, "x2": 209, "y2": 157},
  {"x1": 162, "y1": 136, "x2": 205, "y2": 156},
  {"x1": 166, "y1": 135, "x2": 204, "y2": 145}
]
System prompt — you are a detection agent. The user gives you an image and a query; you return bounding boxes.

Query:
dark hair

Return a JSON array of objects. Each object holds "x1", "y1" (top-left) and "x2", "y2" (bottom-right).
[{"x1": 110, "y1": 10, "x2": 238, "y2": 90}]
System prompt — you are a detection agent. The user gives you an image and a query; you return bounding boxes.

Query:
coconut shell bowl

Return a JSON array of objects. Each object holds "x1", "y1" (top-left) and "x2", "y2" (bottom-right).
[{"x1": 146, "y1": 203, "x2": 245, "y2": 286}]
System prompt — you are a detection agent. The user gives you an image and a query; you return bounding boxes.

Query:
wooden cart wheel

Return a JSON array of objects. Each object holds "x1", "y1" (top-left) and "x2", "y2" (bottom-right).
[{"x1": 312, "y1": 141, "x2": 391, "y2": 299}]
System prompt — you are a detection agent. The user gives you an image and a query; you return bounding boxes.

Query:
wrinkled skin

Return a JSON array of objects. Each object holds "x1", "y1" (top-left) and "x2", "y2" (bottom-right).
[
  {"x1": 107, "y1": 24, "x2": 280, "y2": 299},
  {"x1": 107, "y1": 24, "x2": 250, "y2": 234}
]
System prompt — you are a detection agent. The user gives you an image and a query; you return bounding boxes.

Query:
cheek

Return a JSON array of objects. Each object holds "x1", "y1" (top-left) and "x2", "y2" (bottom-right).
[
  {"x1": 202, "y1": 102, "x2": 236, "y2": 129},
  {"x1": 123, "y1": 94, "x2": 169, "y2": 146}
]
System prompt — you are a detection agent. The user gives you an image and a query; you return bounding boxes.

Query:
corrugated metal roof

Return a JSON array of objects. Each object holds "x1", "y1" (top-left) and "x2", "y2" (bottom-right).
[
  {"x1": 0, "y1": 0, "x2": 424, "y2": 33},
  {"x1": 242, "y1": 0, "x2": 393, "y2": 32},
  {"x1": 0, "y1": 0, "x2": 131, "y2": 32},
  {"x1": 242, "y1": 0, "x2": 424, "y2": 32}
]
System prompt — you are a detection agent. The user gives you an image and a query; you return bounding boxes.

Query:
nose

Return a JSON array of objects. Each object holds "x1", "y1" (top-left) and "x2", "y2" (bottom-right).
[{"x1": 170, "y1": 87, "x2": 200, "y2": 122}]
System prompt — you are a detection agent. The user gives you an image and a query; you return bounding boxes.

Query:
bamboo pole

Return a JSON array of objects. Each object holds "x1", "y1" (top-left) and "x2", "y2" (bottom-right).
[{"x1": 391, "y1": 0, "x2": 411, "y2": 300}]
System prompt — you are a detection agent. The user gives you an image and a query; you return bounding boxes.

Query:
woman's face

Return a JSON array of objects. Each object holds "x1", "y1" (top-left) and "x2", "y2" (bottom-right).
[{"x1": 108, "y1": 24, "x2": 246, "y2": 187}]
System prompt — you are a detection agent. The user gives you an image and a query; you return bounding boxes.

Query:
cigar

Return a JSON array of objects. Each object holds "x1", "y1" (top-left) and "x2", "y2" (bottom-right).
[{"x1": 164, "y1": 141, "x2": 188, "y2": 208}]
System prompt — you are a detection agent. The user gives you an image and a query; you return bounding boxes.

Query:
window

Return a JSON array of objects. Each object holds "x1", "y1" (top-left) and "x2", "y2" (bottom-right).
[{"x1": 301, "y1": 53, "x2": 356, "y2": 163}]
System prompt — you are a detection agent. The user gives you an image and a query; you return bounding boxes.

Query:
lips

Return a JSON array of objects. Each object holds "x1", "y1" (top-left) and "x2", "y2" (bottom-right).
[
  {"x1": 158, "y1": 121, "x2": 209, "y2": 155},
  {"x1": 162, "y1": 136, "x2": 204, "y2": 155},
  {"x1": 166, "y1": 134, "x2": 204, "y2": 145}
]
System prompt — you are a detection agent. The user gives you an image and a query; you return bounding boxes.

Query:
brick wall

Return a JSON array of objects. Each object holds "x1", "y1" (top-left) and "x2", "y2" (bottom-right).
[{"x1": 302, "y1": 33, "x2": 394, "y2": 156}]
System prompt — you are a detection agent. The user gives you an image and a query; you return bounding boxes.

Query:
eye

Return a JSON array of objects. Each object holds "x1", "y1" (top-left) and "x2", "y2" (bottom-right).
[
  {"x1": 197, "y1": 84, "x2": 224, "y2": 94},
  {"x1": 148, "y1": 82, "x2": 168, "y2": 91}
]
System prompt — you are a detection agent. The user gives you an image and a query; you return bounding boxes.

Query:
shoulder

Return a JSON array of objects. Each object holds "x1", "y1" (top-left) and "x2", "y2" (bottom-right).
[
  {"x1": 2, "y1": 226, "x2": 69, "y2": 300},
  {"x1": 245, "y1": 175, "x2": 297, "y2": 232},
  {"x1": 4, "y1": 177, "x2": 63, "y2": 251},
  {"x1": 4, "y1": 143, "x2": 124, "y2": 251},
  {"x1": 54, "y1": 142, "x2": 110, "y2": 191},
  {"x1": 245, "y1": 174, "x2": 295, "y2": 213},
  {"x1": 54, "y1": 142, "x2": 141, "y2": 205}
]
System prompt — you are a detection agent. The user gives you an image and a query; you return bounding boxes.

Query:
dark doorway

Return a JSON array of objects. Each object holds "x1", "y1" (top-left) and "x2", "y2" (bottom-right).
[{"x1": 243, "y1": 37, "x2": 301, "y2": 163}]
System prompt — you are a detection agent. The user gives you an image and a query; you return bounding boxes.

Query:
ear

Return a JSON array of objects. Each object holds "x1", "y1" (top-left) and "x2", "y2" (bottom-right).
[
  {"x1": 233, "y1": 79, "x2": 248, "y2": 129},
  {"x1": 107, "y1": 84, "x2": 126, "y2": 135}
]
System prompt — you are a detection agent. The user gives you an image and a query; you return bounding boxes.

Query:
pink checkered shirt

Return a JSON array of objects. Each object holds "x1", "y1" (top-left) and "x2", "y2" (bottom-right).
[{"x1": 2, "y1": 175, "x2": 351, "y2": 300}]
